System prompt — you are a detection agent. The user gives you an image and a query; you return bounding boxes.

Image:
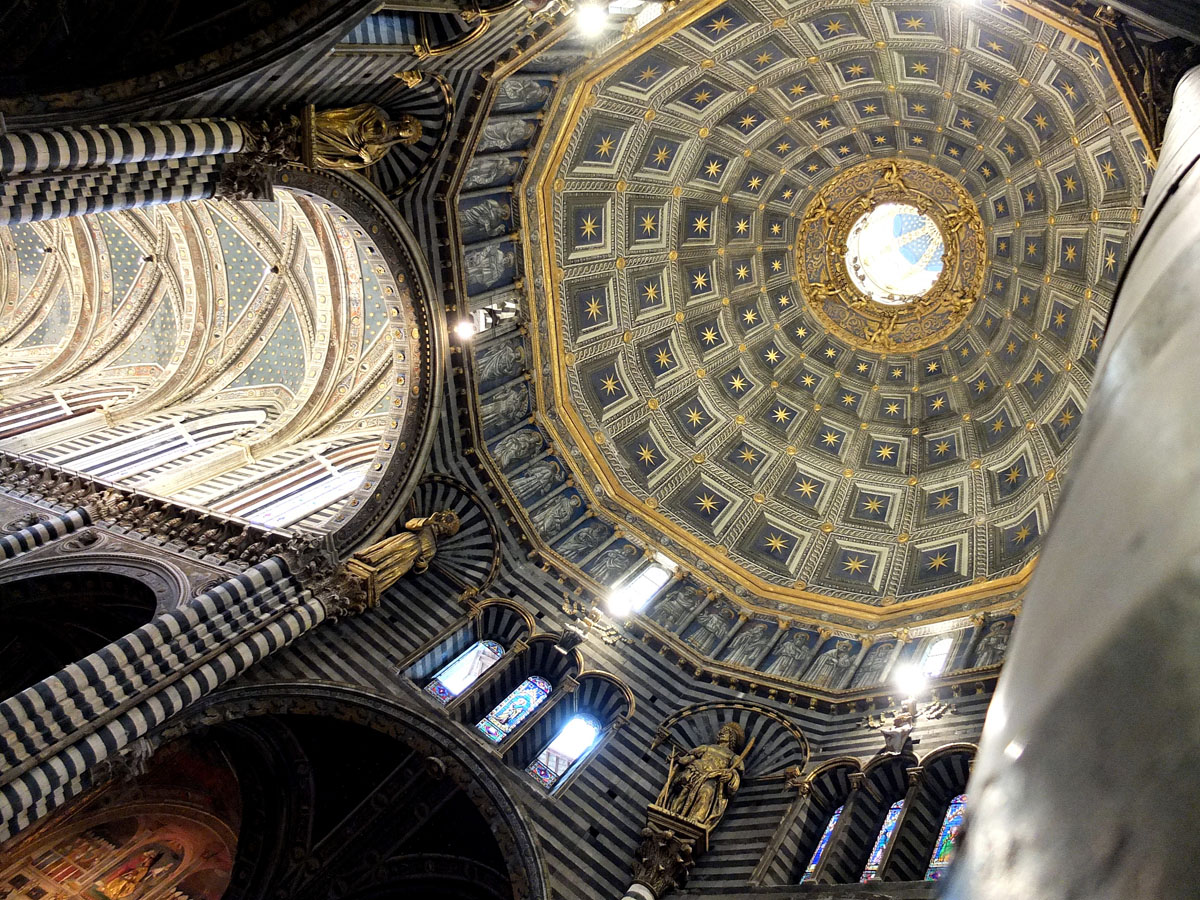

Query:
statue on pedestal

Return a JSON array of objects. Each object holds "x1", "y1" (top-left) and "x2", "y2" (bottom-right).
[
  {"x1": 343, "y1": 510, "x2": 461, "y2": 607},
  {"x1": 310, "y1": 104, "x2": 423, "y2": 169},
  {"x1": 627, "y1": 724, "x2": 755, "y2": 898}
]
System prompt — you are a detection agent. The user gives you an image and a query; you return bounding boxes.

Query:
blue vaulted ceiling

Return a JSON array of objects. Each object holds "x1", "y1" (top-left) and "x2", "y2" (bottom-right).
[{"x1": 458, "y1": 0, "x2": 1149, "y2": 639}]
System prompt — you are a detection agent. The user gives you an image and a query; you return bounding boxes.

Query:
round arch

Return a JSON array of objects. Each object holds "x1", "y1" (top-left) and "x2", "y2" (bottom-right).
[
  {"x1": 154, "y1": 680, "x2": 549, "y2": 900},
  {"x1": 0, "y1": 568, "x2": 159, "y2": 702}
]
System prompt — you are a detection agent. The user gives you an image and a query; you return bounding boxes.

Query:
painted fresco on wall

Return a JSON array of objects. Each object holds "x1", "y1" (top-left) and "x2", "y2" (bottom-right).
[
  {"x1": 803, "y1": 637, "x2": 862, "y2": 689},
  {"x1": 87, "y1": 842, "x2": 182, "y2": 899},
  {"x1": 722, "y1": 619, "x2": 777, "y2": 668},
  {"x1": 459, "y1": 194, "x2": 514, "y2": 243},
  {"x1": 0, "y1": 741, "x2": 237, "y2": 900}
]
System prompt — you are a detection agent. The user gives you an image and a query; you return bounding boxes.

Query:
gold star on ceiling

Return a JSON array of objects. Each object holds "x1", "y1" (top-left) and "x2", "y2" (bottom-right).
[
  {"x1": 696, "y1": 493, "x2": 719, "y2": 514},
  {"x1": 638, "y1": 443, "x2": 657, "y2": 464},
  {"x1": 765, "y1": 532, "x2": 789, "y2": 553},
  {"x1": 795, "y1": 479, "x2": 818, "y2": 498},
  {"x1": 640, "y1": 213, "x2": 657, "y2": 235},
  {"x1": 594, "y1": 135, "x2": 616, "y2": 157},
  {"x1": 579, "y1": 214, "x2": 599, "y2": 239},
  {"x1": 842, "y1": 555, "x2": 867, "y2": 574},
  {"x1": 927, "y1": 552, "x2": 950, "y2": 571},
  {"x1": 707, "y1": 15, "x2": 733, "y2": 34},
  {"x1": 600, "y1": 374, "x2": 620, "y2": 395}
]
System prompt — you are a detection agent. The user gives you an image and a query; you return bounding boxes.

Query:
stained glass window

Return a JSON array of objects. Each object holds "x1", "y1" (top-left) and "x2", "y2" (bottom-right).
[
  {"x1": 425, "y1": 640, "x2": 505, "y2": 705},
  {"x1": 801, "y1": 805, "x2": 843, "y2": 882},
  {"x1": 527, "y1": 714, "x2": 601, "y2": 788},
  {"x1": 925, "y1": 794, "x2": 966, "y2": 880},
  {"x1": 476, "y1": 675, "x2": 552, "y2": 742},
  {"x1": 920, "y1": 636, "x2": 954, "y2": 677},
  {"x1": 860, "y1": 799, "x2": 904, "y2": 882}
]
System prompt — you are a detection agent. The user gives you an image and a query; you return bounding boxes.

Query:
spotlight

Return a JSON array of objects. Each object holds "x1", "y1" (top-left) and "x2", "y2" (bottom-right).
[
  {"x1": 575, "y1": 2, "x2": 609, "y2": 36},
  {"x1": 606, "y1": 585, "x2": 635, "y2": 618},
  {"x1": 892, "y1": 663, "x2": 926, "y2": 699},
  {"x1": 454, "y1": 320, "x2": 478, "y2": 341}
]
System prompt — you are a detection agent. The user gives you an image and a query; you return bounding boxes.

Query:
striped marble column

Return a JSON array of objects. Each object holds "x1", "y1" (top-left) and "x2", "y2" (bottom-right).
[
  {"x1": 0, "y1": 507, "x2": 89, "y2": 560},
  {"x1": 0, "y1": 118, "x2": 247, "y2": 226},
  {"x1": 0, "y1": 555, "x2": 330, "y2": 841},
  {"x1": 0, "y1": 119, "x2": 245, "y2": 177}
]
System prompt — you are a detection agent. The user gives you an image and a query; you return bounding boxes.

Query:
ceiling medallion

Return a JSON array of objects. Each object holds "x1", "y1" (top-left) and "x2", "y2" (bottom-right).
[{"x1": 796, "y1": 158, "x2": 986, "y2": 353}]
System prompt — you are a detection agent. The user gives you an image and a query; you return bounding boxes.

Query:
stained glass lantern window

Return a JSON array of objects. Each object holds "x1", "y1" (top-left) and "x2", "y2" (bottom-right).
[
  {"x1": 860, "y1": 799, "x2": 904, "y2": 882},
  {"x1": 424, "y1": 640, "x2": 505, "y2": 705},
  {"x1": 476, "y1": 675, "x2": 552, "y2": 743},
  {"x1": 801, "y1": 805, "x2": 843, "y2": 882},
  {"x1": 925, "y1": 794, "x2": 966, "y2": 880},
  {"x1": 527, "y1": 714, "x2": 601, "y2": 789}
]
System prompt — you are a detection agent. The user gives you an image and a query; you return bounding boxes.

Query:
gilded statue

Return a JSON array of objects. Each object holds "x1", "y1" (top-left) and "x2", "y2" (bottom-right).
[
  {"x1": 345, "y1": 510, "x2": 460, "y2": 605},
  {"x1": 661, "y1": 723, "x2": 753, "y2": 831},
  {"x1": 310, "y1": 104, "x2": 423, "y2": 169}
]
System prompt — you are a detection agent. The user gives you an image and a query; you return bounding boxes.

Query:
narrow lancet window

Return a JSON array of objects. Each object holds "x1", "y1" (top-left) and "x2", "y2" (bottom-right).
[
  {"x1": 527, "y1": 714, "x2": 601, "y2": 788},
  {"x1": 476, "y1": 675, "x2": 552, "y2": 742},
  {"x1": 424, "y1": 640, "x2": 505, "y2": 704},
  {"x1": 925, "y1": 794, "x2": 966, "y2": 880},
  {"x1": 801, "y1": 805, "x2": 843, "y2": 882},
  {"x1": 861, "y1": 799, "x2": 904, "y2": 881}
]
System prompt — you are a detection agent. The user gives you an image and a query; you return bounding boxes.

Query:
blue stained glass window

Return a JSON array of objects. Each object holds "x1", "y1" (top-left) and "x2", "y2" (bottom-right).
[
  {"x1": 925, "y1": 794, "x2": 967, "y2": 880},
  {"x1": 476, "y1": 675, "x2": 552, "y2": 742},
  {"x1": 425, "y1": 640, "x2": 504, "y2": 705},
  {"x1": 527, "y1": 714, "x2": 601, "y2": 789},
  {"x1": 861, "y1": 800, "x2": 905, "y2": 881},
  {"x1": 801, "y1": 805, "x2": 843, "y2": 882}
]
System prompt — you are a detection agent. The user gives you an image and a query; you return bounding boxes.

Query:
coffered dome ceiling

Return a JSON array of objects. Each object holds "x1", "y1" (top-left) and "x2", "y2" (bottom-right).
[{"x1": 466, "y1": 0, "x2": 1151, "y2": 628}]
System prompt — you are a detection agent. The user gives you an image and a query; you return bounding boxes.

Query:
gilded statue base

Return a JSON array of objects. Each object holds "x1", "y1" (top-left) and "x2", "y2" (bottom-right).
[{"x1": 630, "y1": 806, "x2": 710, "y2": 898}]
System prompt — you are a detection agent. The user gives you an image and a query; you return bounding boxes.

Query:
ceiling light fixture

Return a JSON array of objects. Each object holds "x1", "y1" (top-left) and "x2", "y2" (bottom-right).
[{"x1": 575, "y1": 2, "x2": 610, "y2": 37}]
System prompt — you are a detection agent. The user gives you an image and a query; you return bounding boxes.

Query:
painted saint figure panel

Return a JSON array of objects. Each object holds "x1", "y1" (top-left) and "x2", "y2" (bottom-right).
[{"x1": 476, "y1": 675, "x2": 552, "y2": 742}]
